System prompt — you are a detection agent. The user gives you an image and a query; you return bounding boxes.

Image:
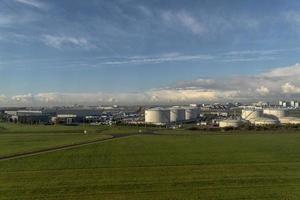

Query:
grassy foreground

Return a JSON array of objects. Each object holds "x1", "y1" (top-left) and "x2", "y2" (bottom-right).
[
  {"x1": 1, "y1": 129, "x2": 300, "y2": 199},
  {"x1": 0, "y1": 123, "x2": 146, "y2": 157}
]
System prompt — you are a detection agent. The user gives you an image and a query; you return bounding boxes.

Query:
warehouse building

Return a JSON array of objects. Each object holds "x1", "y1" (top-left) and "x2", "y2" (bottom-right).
[
  {"x1": 4, "y1": 110, "x2": 50, "y2": 124},
  {"x1": 52, "y1": 109, "x2": 103, "y2": 124}
]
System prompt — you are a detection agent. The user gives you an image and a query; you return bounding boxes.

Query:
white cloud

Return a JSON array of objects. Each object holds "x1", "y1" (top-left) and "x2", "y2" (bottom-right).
[
  {"x1": 0, "y1": 9, "x2": 43, "y2": 27},
  {"x1": 285, "y1": 11, "x2": 300, "y2": 24},
  {"x1": 98, "y1": 48, "x2": 297, "y2": 66},
  {"x1": 0, "y1": 15, "x2": 15, "y2": 26},
  {"x1": 162, "y1": 11, "x2": 206, "y2": 35},
  {"x1": 0, "y1": 1, "x2": 47, "y2": 28},
  {"x1": 15, "y1": 0, "x2": 46, "y2": 9},
  {"x1": 102, "y1": 54, "x2": 213, "y2": 65},
  {"x1": 138, "y1": 6, "x2": 152, "y2": 17},
  {"x1": 256, "y1": 86, "x2": 270, "y2": 95},
  {"x1": 28, "y1": 92, "x2": 150, "y2": 105},
  {"x1": 5, "y1": 89, "x2": 238, "y2": 106},
  {"x1": 4, "y1": 63, "x2": 300, "y2": 106},
  {"x1": 222, "y1": 56, "x2": 276, "y2": 62},
  {"x1": 171, "y1": 63, "x2": 300, "y2": 101},
  {"x1": 41, "y1": 35, "x2": 92, "y2": 49},
  {"x1": 220, "y1": 48, "x2": 300, "y2": 63},
  {"x1": 147, "y1": 88, "x2": 238, "y2": 103},
  {"x1": 35, "y1": 93, "x2": 60, "y2": 103},
  {"x1": 223, "y1": 48, "x2": 299, "y2": 56},
  {"x1": 0, "y1": 14, "x2": 36, "y2": 27},
  {"x1": 263, "y1": 63, "x2": 300, "y2": 77},
  {"x1": 176, "y1": 12, "x2": 206, "y2": 35},
  {"x1": 1, "y1": 47, "x2": 297, "y2": 70},
  {"x1": 0, "y1": 95, "x2": 7, "y2": 102},
  {"x1": 11, "y1": 93, "x2": 33, "y2": 103},
  {"x1": 281, "y1": 82, "x2": 300, "y2": 94},
  {"x1": 161, "y1": 9, "x2": 263, "y2": 37}
]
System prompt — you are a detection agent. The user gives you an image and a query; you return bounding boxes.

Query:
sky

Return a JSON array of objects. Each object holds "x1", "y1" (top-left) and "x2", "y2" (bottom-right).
[{"x1": 1, "y1": 0, "x2": 300, "y2": 105}]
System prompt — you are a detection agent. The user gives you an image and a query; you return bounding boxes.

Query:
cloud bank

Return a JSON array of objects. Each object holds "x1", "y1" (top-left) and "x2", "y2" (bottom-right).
[{"x1": 1, "y1": 63, "x2": 300, "y2": 106}]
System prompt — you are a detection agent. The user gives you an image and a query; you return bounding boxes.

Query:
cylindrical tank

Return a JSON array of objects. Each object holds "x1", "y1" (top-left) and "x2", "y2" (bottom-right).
[
  {"x1": 263, "y1": 108, "x2": 287, "y2": 118},
  {"x1": 184, "y1": 107, "x2": 198, "y2": 120},
  {"x1": 219, "y1": 119, "x2": 241, "y2": 128},
  {"x1": 254, "y1": 117, "x2": 278, "y2": 126},
  {"x1": 170, "y1": 107, "x2": 185, "y2": 122},
  {"x1": 279, "y1": 117, "x2": 300, "y2": 124},
  {"x1": 145, "y1": 108, "x2": 170, "y2": 124},
  {"x1": 241, "y1": 109, "x2": 263, "y2": 123}
]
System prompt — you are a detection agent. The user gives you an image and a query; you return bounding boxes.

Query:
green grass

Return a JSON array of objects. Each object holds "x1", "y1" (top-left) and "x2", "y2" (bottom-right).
[
  {"x1": 0, "y1": 123, "x2": 145, "y2": 158},
  {"x1": 0, "y1": 122, "x2": 150, "y2": 134},
  {"x1": 2, "y1": 130, "x2": 300, "y2": 199},
  {"x1": 0, "y1": 122, "x2": 106, "y2": 133},
  {"x1": 0, "y1": 133, "x2": 112, "y2": 157}
]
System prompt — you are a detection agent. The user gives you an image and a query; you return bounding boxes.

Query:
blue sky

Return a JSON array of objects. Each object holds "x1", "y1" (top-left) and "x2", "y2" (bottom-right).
[{"x1": 1, "y1": 0, "x2": 300, "y2": 105}]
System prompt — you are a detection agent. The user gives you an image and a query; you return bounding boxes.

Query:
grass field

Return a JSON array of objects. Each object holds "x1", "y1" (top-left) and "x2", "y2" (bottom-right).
[
  {"x1": 0, "y1": 123, "x2": 146, "y2": 158},
  {"x1": 0, "y1": 122, "x2": 110, "y2": 133},
  {"x1": 0, "y1": 133, "x2": 113, "y2": 158},
  {"x1": 1, "y1": 123, "x2": 300, "y2": 199}
]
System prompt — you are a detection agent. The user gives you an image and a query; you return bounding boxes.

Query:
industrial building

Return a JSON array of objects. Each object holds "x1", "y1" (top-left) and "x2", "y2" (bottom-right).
[
  {"x1": 52, "y1": 109, "x2": 103, "y2": 124},
  {"x1": 279, "y1": 100, "x2": 300, "y2": 108},
  {"x1": 291, "y1": 101, "x2": 299, "y2": 108},
  {"x1": 1, "y1": 105, "x2": 145, "y2": 125},
  {"x1": 4, "y1": 110, "x2": 50, "y2": 124}
]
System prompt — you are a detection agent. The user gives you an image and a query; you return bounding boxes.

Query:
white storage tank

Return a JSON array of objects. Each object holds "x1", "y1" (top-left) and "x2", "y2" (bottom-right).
[
  {"x1": 241, "y1": 109, "x2": 263, "y2": 123},
  {"x1": 145, "y1": 108, "x2": 170, "y2": 124},
  {"x1": 263, "y1": 108, "x2": 287, "y2": 118},
  {"x1": 263, "y1": 108, "x2": 300, "y2": 124},
  {"x1": 219, "y1": 119, "x2": 242, "y2": 128},
  {"x1": 184, "y1": 107, "x2": 199, "y2": 120},
  {"x1": 279, "y1": 117, "x2": 300, "y2": 124},
  {"x1": 170, "y1": 107, "x2": 185, "y2": 122},
  {"x1": 254, "y1": 117, "x2": 279, "y2": 126}
]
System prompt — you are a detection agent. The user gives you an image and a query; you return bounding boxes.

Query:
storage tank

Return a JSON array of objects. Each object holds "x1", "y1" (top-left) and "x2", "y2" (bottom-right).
[
  {"x1": 170, "y1": 107, "x2": 185, "y2": 122},
  {"x1": 241, "y1": 109, "x2": 263, "y2": 123},
  {"x1": 145, "y1": 108, "x2": 170, "y2": 124},
  {"x1": 262, "y1": 108, "x2": 300, "y2": 124},
  {"x1": 279, "y1": 117, "x2": 300, "y2": 124},
  {"x1": 254, "y1": 117, "x2": 279, "y2": 126},
  {"x1": 219, "y1": 119, "x2": 242, "y2": 128},
  {"x1": 184, "y1": 107, "x2": 199, "y2": 120},
  {"x1": 263, "y1": 108, "x2": 287, "y2": 118}
]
